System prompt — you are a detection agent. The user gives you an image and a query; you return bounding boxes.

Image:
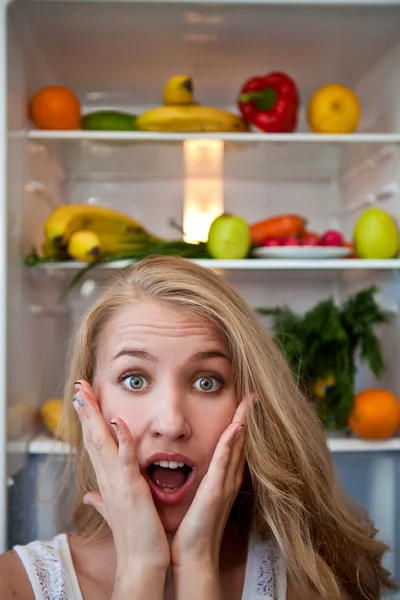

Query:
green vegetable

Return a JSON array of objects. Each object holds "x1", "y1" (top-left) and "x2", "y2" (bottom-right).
[
  {"x1": 24, "y1": 239, "x2": 209, "y2": 300},
  {"x1": 257, "y1": 286, "x2": 390, "y2": 430},
  {"x1": 82, "y1": 111, "x2": 138, "y2": 131}
]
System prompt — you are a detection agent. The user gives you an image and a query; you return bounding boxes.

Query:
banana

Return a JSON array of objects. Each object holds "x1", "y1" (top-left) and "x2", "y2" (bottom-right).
[
  {"x1": 135, "y1": 105, "x2": 248, "y2": 133},
  {"x1": 67, "y1": 230, "x2": 102, "y2": 262},
  {"x1": 163, "y1": 75, "x2": 196, "y2": 106},
  {"x1": 41, "y1": 238, "x2": 68, "y2": 260},
  {"x1": 67, "y1": 229, "x2": 154, "y2": 262},
  {"x1": 45, "y1": 204, "x2": 151, "y2": 247}
]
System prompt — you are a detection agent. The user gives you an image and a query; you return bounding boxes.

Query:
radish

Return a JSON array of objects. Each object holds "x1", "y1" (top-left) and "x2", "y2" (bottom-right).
[
  {"x1": 320, "y1": 230, "x2": 344, "y2": 247},
  {"x1": 262, "y1": 236, "x2": 281, "y2": 247},
  {"x1": 302, "y1": 233, "x2": 320, "y2": 246},
  {"x1": 281, "y1": 236, "x2": 299, "y2": 246}
]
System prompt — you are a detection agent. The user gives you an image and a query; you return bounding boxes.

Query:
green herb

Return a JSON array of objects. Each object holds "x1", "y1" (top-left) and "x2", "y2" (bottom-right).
[
  {"x1": 25, "y1": 239, "x2": 209, "y2": 301},
  {"x1": 257, "y1": 286, "x2": 390, "y2": 430}
]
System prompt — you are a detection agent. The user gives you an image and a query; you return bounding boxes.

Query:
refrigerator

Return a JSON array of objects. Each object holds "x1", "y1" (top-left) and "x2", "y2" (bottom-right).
[{"x1": 1, "y1": 0, "x2": 400, "y2": 593}]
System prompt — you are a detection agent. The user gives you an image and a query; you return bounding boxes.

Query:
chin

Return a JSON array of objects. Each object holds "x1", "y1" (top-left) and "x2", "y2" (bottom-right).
[{"x1": 157, "y1": 504, "x2": 187, "y2": 534}]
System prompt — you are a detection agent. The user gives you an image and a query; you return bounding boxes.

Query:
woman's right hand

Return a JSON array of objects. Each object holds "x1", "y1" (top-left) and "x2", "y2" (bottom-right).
[{"x1": 72, "y1": 380, "x2": 170, "y2": 582}]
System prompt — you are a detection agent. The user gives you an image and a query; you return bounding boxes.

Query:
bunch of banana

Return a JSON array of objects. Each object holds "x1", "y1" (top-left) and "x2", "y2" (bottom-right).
[
  {"x1": 43, "y1": 204, "x2": 160, "y2": 262},
  {"x1": 136, "y1": 75, "x2": 248, "y2": 133}
]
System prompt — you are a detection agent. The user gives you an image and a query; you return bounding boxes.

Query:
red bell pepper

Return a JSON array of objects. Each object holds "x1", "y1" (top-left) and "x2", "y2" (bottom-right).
[{"x1": 238, "y1": 72, "x2": 299, "y2": 133}]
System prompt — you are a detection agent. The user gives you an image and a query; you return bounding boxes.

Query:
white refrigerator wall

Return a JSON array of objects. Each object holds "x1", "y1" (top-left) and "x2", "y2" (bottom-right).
[{"x1": 2, "y1": 0, "x2": 400, "y2": 582}]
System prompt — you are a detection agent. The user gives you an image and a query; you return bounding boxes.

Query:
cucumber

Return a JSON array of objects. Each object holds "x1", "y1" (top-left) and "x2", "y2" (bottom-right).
[{"x1": 82, "y1": 111, "x2": 138, "y2": 131}]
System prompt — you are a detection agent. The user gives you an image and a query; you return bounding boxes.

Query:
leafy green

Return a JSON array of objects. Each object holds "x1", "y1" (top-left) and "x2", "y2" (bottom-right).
[
  {"x1": 25, "y1": 239, "x2": 209, "y2": 301},
  {"x1": 257, "y1": 286, "x2": 390, "y2": 429}
]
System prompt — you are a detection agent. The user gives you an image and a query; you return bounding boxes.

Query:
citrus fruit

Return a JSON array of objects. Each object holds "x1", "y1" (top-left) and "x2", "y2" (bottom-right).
[
  {"x1": 348, "y1": 389, "x2": 400, "y2": 440},
  {"x1": 30, "y1": 86, "x2": 81, "y2": 130},
  {"x1": 353, "y1": 208, "x2": 399, "y2": 259},
  {"x1": 308, "y1": 84, "x2": 361, "y2": 134},
  {"x1": 207, "y1": 213, "x2": 250, "y2": 259},
  {"x1": 40, "y1": 398, "x2": 64, "y2": 437}
]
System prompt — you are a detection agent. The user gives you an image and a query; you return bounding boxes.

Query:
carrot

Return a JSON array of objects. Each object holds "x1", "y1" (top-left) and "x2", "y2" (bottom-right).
[{"x1": 250, "y1": 215, "x2": 307, "y2": 245}]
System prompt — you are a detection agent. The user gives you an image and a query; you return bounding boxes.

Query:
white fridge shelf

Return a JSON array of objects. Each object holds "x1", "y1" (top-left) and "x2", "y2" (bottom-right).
[
  {"x1": 26, "y1": 131, "x2": 400, "y2": 144},
  {"x1": 25, "y1": 131, "x2": 400, "y2": 180},
  {"x1": 7, "y1": 432, "x2": 400, "y2": 456},
  {"x1": 35, "y1": 258, "x2": 400, "y2": 272}
]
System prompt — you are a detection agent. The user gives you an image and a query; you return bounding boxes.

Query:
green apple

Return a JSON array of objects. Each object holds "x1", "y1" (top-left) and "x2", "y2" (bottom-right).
[
  {"x1": 353, "y1": 208, "x2": 399, "y2": 259},
  {"x1": 207, "y1": 213, "x2": 250, "y2": 259}
]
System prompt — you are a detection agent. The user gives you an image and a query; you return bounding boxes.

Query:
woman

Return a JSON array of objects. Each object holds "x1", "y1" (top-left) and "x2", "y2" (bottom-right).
[{"x1": 0, "y1": 256, "x2": 395, "y2": 600}]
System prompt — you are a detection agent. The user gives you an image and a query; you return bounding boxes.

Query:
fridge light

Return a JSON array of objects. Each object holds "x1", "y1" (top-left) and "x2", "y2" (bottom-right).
[{"x1": 183, "y1": 139, "x2": 224, "y2": 243}]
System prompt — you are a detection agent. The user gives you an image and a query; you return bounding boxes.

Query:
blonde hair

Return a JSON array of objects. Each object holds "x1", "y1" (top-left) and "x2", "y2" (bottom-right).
[{"x1": 59, "y1": 256, "x2": 395, "y2": 599}]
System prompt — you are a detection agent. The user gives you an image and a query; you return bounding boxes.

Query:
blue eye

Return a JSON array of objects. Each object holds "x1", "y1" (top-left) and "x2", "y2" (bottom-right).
[
  {"x1": 122, "y1": 375, "x2": 149, "y2": 391},
  {"x1": 193, "y1": 376, "x2": 222, "y2": 393}
]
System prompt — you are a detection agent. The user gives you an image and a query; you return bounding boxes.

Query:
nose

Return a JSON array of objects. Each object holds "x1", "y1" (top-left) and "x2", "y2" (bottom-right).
[{"x1": 149, "y1": 392, "x2": 192, "y2": 441}]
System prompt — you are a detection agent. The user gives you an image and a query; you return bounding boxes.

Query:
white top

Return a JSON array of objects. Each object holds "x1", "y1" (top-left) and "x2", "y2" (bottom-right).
[{"x1": 14, "y1": 531, "x2": 287, "y2": 599}]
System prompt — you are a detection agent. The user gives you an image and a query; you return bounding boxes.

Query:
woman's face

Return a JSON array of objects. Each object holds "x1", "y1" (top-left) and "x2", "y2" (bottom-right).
[{"x1": 94, "y1": 299, "x2": 237, "y2": 533}]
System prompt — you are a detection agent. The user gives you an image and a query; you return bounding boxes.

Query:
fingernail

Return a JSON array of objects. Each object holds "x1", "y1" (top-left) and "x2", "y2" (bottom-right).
[
  {"x1": 234, "y1": 424, "x2": 245, "y2": 437},
  {"x1": 74, "y1": 381, "x2": 81, "y2": 390},
  {"x1": 72, "y1": 394, "x2": 85, "y2": 407},
  {"x1": 83, "y1": 498, "x2": 91, "y2": 506},
  {"x1": 110, "y1": 420, "x2": 119, "y2": 432}
]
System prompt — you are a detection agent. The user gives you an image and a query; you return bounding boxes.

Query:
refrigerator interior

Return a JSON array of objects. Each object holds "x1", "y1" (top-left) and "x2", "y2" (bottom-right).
[{"x1": 3, "y1": 0, "x2": 400, "y2": 590}]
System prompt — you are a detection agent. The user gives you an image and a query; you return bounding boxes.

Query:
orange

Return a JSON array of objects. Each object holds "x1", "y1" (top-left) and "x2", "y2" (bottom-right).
[
  {"x1": 348, "y1": 389, "x2": 400, "y2": 440},
  {"x1": 29, "y1": 86, "x2": 81, "y2": 130}
]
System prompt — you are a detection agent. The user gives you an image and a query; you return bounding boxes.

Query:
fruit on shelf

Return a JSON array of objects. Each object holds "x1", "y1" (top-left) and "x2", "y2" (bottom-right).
[
  {"x1": 207, "y1": 214, "x2": 251, "y2": 259},
  {"x1": 163, "y1": 75, "x2": 196, "y2": 106},
  {"x1": 301, "y1": 232, "x2": 320, "y2": 246},
  {"x1": 135, "y1": 76, "x2": 247, "y2": 133},
  {"x1": 40, "y1": 398, "x2": 64, "y2": 438},
  {"x1": 67, "y1": 230, "x2": 101, "y2": 262},
  {"x1": 237, "y1": 71, "x2": 299, "y2": 133},
  {"x1": 307, "y1": 84, "x2": 361, "y2": 134},
  {"x1": 250, "y1": 214, "x2": 306, "y2": 246},
  {"x1": 348, "y1": 389, "x2": 400, "y2": 440},
  {"x1": 41, "y1": 239, "x2": 69, "y2": 260},
  {"x1": 135, "y1": 105, "x2": 247, "y2": 133},
  {"x1": 29, "y1": 86, "x2": 81, "y2": 130},
  {"x1": 262, "y1": 236, "x2": 281, "y2": 247},
  {"x1": 320, "y1": 229, "x2": 344, "y2": 247},
  {"x1": 82, "y1": 111, "x2": 138, "y2": 131},
  {"x1": 353, "y1": 208, "x2": 399, "y2": 259},
  {"x1": 313, "y1": 375, "x2": 336, "y2": 400},
  {"x1": 281, "y1": 236, "x2": 299, "y2": 246},
  {"x1": 67, "y1": 229, "x2": 154, "y2": 262},
  {"x1": 44, "y1": 204, "x2": 153, "y2": 248}
]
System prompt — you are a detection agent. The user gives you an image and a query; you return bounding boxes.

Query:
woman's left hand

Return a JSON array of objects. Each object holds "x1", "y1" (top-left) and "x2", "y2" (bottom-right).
[{"x1": 171, "y1": 397, "x2": 249, "y2": 573}]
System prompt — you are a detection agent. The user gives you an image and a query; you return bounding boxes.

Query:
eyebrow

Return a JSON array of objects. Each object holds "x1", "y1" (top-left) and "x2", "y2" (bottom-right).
[
  {"x1": 112, "y1": 349, "x2": 159, "y2": 362},
  {"x1": 112, "y1": 349, "x2": 231, "y2": 364},
  {"x1": 187, "y1": 350, "x2": 231, "y2": 364}
]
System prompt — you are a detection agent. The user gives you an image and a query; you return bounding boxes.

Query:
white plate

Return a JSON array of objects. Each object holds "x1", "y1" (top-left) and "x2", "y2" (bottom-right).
[{"x1": 252, "y1": 246, "x2": 352, "y2": 259}]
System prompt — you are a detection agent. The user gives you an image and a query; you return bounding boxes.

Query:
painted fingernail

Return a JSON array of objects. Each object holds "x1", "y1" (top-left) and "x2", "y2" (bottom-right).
[
  {"x1": 110, "y1": 420, "x2": 119, "y2": 432},
  {"x1": 72, "y1": 394, "x2": 85, "y2": 407}
]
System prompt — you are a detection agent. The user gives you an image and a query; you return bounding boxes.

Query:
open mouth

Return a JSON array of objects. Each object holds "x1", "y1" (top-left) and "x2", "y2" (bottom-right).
[
  {"x1": 147, "y1": 461, "x2": 193, "y2": 493},
  {"x1": 144, "y1": 457, "x2": 196, "y2": 506}
]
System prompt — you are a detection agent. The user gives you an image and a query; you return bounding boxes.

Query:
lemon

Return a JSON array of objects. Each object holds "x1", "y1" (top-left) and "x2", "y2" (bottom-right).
[
  {"x1": 308, "y1": 84, "x2": 361, "y2": 134},
  {"x1": 353, "y1": 208, "x2": 399, "y2": 259}
]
